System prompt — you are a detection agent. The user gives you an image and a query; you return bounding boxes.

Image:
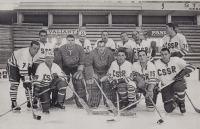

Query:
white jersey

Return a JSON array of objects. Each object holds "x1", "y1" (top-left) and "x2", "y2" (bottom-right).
[
  {"x1": 133, "y1": 39, "x2": 152, "y2": 61},
  {"x1": 33, "y1": 62, "x2": 66, "y2": 87},
  {"x1": 162, "y1": 33, "x2": 188, "y2": 56},
  {"x1": 93, "y1": 38, "x2": 116, "y2": 50},
  {"x1": 116, "y1": 39, "x2": 136, "y2": 49},
  {"x1": 8, "y1": 47, "x2": 34, "y2": 76},
  {"x1": 132, "y1": 61, "x2": 157, "y2": 85},
  {"x1": 108, "y1": 60, "x2": 132, "y2": 82},
  {"x1": 33, "y1": 41, "x2": 54, "y2": 63},
  {"x1": 154, "y1": 57, "x2": 195, "y2": 85},
  {"x1": 75, "y1": 39, "x2": 92, "y2": 53}
]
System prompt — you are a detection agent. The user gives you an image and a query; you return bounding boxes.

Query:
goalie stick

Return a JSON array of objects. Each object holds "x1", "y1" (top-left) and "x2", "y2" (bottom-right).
[{"x1": 94, "y1": 78, "x2": 118, "y2": 116}]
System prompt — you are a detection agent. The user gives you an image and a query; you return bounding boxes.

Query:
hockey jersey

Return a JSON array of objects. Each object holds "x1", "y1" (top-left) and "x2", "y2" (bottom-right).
[
  {"x1": 133, "y1": 39, "x2": 152, "y2": 61},
  {"x1": 85, "y1": 48, "x2": 115, "y2": 79},
  {"x1": 93, "y1": 38, "x2": 116, "y2": 50},
  {"x1": 7, "y1": 47, "x2": 34, "y2": 76},
  {"x1": 116, "y1": 39, "x2": 136, "y2": 49},
  {"x1": 162, "y1": 33, "x2": 188, "y2": 56},
  {"x1": 33, "y1": 62, "x2": 66, "y2": 87},
  {"x1": 75, "y1": 39, "x2": 92, "y2": 53},
  {"x1": 132, "y1": 61, "x2": 157, "y2": 85},
  {"x1": 108, "y1": 60, "x2": 132, "y2": 82},
  {"x1": 56, "y1": 44, "x2": 85, "y2": 68},
  {"x1": 33, "y1": 41, "x2": 54, "y2": 63},
  {"x1": 154, "y1": 57, "x2": 195, "y2": 85}
]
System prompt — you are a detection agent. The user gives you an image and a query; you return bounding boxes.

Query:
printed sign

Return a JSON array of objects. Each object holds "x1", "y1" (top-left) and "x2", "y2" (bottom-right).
[
  {"x1": 147, "y1": 30, "x2": 166, "y2": 37},
  {"x1": 47, "y1": 29, "x2": 78, "y2": 36}
]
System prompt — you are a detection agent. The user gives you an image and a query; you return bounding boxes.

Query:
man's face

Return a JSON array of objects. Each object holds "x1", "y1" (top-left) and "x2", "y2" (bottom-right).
[
  {"x1": 29, "y1": 44, "x2": 40, "y2": 57},
  {"x1": 39, "y1": 32, "x2": 47, "y2": 43},
  {"x1": 117, "y1": 52, "x2": 126, "y2": 64},
  {"x1": 166, "y1": 25, "x2": 171, "y2": 34},
  {"x1": 97, "y1": 42, "x2": 106, "y2": 53},
  {"x1": 121, "y1": 33, "x2": 128, "y2": 42},
  {"x1": 160, "y1": 50, "x2": 171, "y2": 63},
  {"x1": 101, "y1": 32, "x2": 108, "y2": 41},
  {"x1": 79, "y1": 35, "x2": 86, "y2": 42},
  {"x1": 56, "y1": 35, "x2": 62, "y2": 44},
  {"x1": 138, "y1": 51, "x2": 147, "y2": 63},
  {"x1": 67, "y1": 37, "x2": 75, "y2": 47},
  {"x1": 132, "y1": 31, "x2": 140, "y2": 41},
  {"x1": 45, "y1": 56, "x2": 54, "y2": 65}
]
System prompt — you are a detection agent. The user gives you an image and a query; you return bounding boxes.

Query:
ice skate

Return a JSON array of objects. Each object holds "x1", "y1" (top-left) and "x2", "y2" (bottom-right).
[
  {"x1": 179, "y1": 102, "x2": 186, "y2": 114},
  {"x1": 57, "y1": 102, "x2": 65, "y2": 110},
  {"x1": 42, "y1": 110, "x2": 50, "y2": 114},
  {"x1": 12, "y1": 102, "x2": 21, "y2": 113}
]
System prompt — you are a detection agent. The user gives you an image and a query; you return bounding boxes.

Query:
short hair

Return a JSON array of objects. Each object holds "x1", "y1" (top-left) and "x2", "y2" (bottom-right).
[
  {"x1": 161, "y1": 48, "x2": 170, "y2": 54},
  {"x1": 97, "y1": 40, "x2": 105, "y2": 46},
  {"x1": 121, "y1": 31, "x2": 128, "y2": 35},
  {"x1": 39, "y1": 30, "x2": 47, "y2": 35},
  {"x1": 132, "y1": 30, "x2": 139, "y2": 35},
  {"x1": 66, "y1": 34, "x2": 75, "y2": 39},
  {"x1": 101, "y1": 30, "x2": 109, "y2": 35},
  {"x1": 30, "y1": 41, "x2": 40, "y2": 47},
  {"x1": 166, "y1": 22, "x2": 176, "y2": 31},
  {"x1": 138, "y1": 50, "x2": 147, "y2": 56},
  {"x1": 117, "y1": 47, "x2": 128, "y2": 57}
]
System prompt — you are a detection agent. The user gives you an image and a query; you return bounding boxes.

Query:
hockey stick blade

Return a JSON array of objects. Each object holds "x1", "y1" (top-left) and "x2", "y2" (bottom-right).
[
  {"x1": 186, "y1": 92, "x2": 200, "y2": 113},
  {"x1": 92, "y1": 111, "x2": 110, "y2": 115}
]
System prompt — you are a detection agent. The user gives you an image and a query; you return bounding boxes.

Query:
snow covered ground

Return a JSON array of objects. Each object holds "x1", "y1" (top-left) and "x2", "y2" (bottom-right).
[{"x1": 0, "y1": 79, "x2": 200, "y2": 129}]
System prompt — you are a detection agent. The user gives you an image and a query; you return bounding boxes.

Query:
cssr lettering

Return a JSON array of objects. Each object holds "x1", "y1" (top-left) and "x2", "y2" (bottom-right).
[
  {"x1": 166, "y1": 42, "x2": 178, "y2": 49},
  {"x1": 113, "y1": 70, "x2": 126, "y2": 77},
  {"x1": 157, "y1": 66, "x2": 176, "y2": 76}
]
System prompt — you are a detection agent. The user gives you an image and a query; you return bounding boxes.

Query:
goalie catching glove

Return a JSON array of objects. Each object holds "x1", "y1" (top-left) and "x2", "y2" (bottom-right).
[
  {"x1": 131, "y1": 71, "x2": 146, "y2": 89},
  {"x1": 111, "y1": 78, "x2": 126, "y2": 90}
]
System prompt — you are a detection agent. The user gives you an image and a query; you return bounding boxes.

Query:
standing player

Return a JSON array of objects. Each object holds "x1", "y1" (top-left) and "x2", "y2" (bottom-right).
[
  {"x1": 108, "y1": 48, "x2": 137, "y2": 109},
  {"x1": 54, "y1": 35, "x2": 66, "y2": 63},
  {"x1": 93, "y1": 31, "x2": 116, "y2": 51},
  {"x1": 132, "y1": 30, "x2": 156, "y2": 62},
  {"x1": 155, "y1": 48, "x2": 195, "y2": 114},
  {"x1": 55, "y1": 34, "x2": 86, "y2": 108},
  {"x1": 162, "y1": 22, "x2": 188, "y2": 58},
  {"x1": 7, "y1": 41, "x2": 40, "y2": 112},
  {"x1": 85, "y1": 40, "x2": 115, "y2": 108},
  {"x1": 33, "y1": 51, "x2": 68, "y2": 114},
  {"x1": 75, "y1": 30, "x2": 92, "y2": 54},
  {"x1": 131, "y1": 50, "x2": 158, "y2": 111},
  {"x1": 116, "y1": 31, "x2": 136, "y2": 63}
]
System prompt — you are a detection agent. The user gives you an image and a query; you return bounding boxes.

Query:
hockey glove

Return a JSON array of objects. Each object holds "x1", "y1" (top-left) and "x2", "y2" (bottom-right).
[
  {"x1": 174, "y1": 69, "x2": 192, "y2": 81},
  {"x1": 111, "y1": 80, "x2": 117, "y2": 90},
  {"x1": 33, "y1": 84, "x2": 40, "y2": 98},
  {"x1": 50, "y1": 73, "x2": 59, "y2": 90},
  {"x1": 132, "y1": 73, "x2": 146, "y2": 89},
  {"x1": 145, "y1": 90, "x2": 153, "y2": 98},
  {"x1": 73, "y1": 70, "x2": 84, "y2": 80},
  {"x1": 171, "y1": 51, "x2": 183, "y2": 58},
  {"x1": 23, "y1": 83, "x2": 32, "y2": 91}
]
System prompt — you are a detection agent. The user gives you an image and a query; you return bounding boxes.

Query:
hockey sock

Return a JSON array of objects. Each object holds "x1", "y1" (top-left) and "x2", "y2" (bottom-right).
[{"x1": 10, "y1": 82, "x2": 19, "y2": 102}]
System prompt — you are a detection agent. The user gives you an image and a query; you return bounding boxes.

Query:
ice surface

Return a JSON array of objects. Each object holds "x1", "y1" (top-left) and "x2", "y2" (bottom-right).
[{"x1": 0, "y1": 79, "x2": 200, "y2": 129}]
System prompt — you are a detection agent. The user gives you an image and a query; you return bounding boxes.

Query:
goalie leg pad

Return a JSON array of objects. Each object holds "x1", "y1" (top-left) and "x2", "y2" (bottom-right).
[
  {"x1": 40, "y1": 86, "x2": 51, "y2": 111},
  {"x1": 87, "y1": 82, "x2": 101, "y2": 108},
  {"x1": 73, "y1": 79, "x2": 87, "y2": 108},
  {"x1": 173, "y1": 80, "x2": 187, "y2": 103},
  {"x1": 127, "y1": 84, "x2": 136, "y2": 102},
  {"x1": 56, "y1": 79, "x2": 67, "y2": 103},
  {"x1": 117, "y1": 83, "x2": 128, "y2": 102},
  {"x1": 102, "y1": 81, "x2": 115, "y2": 104}
]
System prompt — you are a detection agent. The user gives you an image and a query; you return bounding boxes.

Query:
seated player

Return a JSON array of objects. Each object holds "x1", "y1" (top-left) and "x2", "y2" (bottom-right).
[
  {"x1": 33, "y1": 51, "x2": 69, "y2": 114},
  {"x1": 85, "y1": 40, "x2": 115, "y2": 108},
  {"x1": 155, "y1": 48, "x2": 195, "y2": 114},
  {"x1": 55, "y1": 34, "x2": 86, "y2": 108},
  {"x1": 131, "y1": 50, "x2": 158, "y2": 111},
  {"x1": 7, "y1": 41, "x2": 40, "y2": 112},
  {"x1": 108, "y1": 48, "x2": 137, "y2": 109}
]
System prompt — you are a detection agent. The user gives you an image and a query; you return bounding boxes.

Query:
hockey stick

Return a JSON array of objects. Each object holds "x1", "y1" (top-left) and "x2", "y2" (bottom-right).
[
  {"x1": 94, "y1": 78, "x2": 118, "y2": 116},
  {"x1": 144, "y1": 89, "x2": 164, "y2": 124},
  {"x1": 185, "y1": 92, "x2": 200, "y2": 113},
  {"x1": 0, "y1": 88, "x2": 50, "y2": 118},
  {"x1": 66, "y1": 81, "x2": 93, "y2": 115},
  {"x1": 82, "y1": 79, "x2": 89, "y2": 101},
  {"x1": 120, "y1": 97, "x2": 145, "y2": 111},
  {"x1": 27, "y1": 87, "x2": 41, "y2": 120}
]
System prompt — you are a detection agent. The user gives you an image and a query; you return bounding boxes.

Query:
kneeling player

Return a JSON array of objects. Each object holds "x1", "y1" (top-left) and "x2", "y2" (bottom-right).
[
  {"x1": 155, "y1": 48, "x2": 195, "y2": 114},
  {"x1": 7, "y1": 41, "x2": 40, "y2": 112},
  {"x1": 131, "y1": 50, "x2": 158, "y2": 111},
  {"x1": 33, "y1": 52, "x2": 69, "y2": 114},
  {"x1": 108, "y1": 48, "x2": 137, "y2": 109}
]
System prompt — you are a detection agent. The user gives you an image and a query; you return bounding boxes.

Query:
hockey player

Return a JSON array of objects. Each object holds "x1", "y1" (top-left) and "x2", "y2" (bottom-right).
[
  {"x1": 33, "y1": 51, "x2": 69, "y2": 114},
  {"x1": 75, "y1": 30, "x2": 92, "y2": 54},
  {"x1": 7, "y1": 41, "x2": 40, "y2": 112},
  {"x1": 162, "y1": 22, "x2": 188, "y2": 58},
  {"x1": 154, "y1": 48, "x2": 195, "y2": 114},
  {"x1": 132, "y1": 30, "x2": 156, "y2": 62},
  {"x1": 131, "y1": 50, "x2": 158, "y2": 111},
  {"x1": 93, "y1": 31, "x2": 116, "y2": 51},
  {"x1": 108, "y1": 47, "x2": 137, "y2": 109},
  {"x1": 85, "y1": 40, "x2": 115, "y2": 108},
  {"x1": 54, "y1": 35, "x2": 66, "y2": 63},
  {"x1": 116, "y1": 31, "x2": 136, "y2": 63},
  {"x1": 55, "y1": 34, "x2": 86, "y2": 108}
]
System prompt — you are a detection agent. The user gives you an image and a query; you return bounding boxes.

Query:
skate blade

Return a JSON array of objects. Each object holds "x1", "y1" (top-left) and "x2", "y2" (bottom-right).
[
  {"x1": 55, "y1": 107, "x2": 65, "y2": 111},
  {"x1": 12, "y1": 110, "x2": 20, "y2": 113}
]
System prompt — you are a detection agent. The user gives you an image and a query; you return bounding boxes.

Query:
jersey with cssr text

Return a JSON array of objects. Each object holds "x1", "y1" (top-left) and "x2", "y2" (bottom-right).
[
  {"x1": 154, "y1": 57, "x2": 195, "y2": 85},
  {"x1": 162, "y1": 33, "x2": 189, "y2": 56}
]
